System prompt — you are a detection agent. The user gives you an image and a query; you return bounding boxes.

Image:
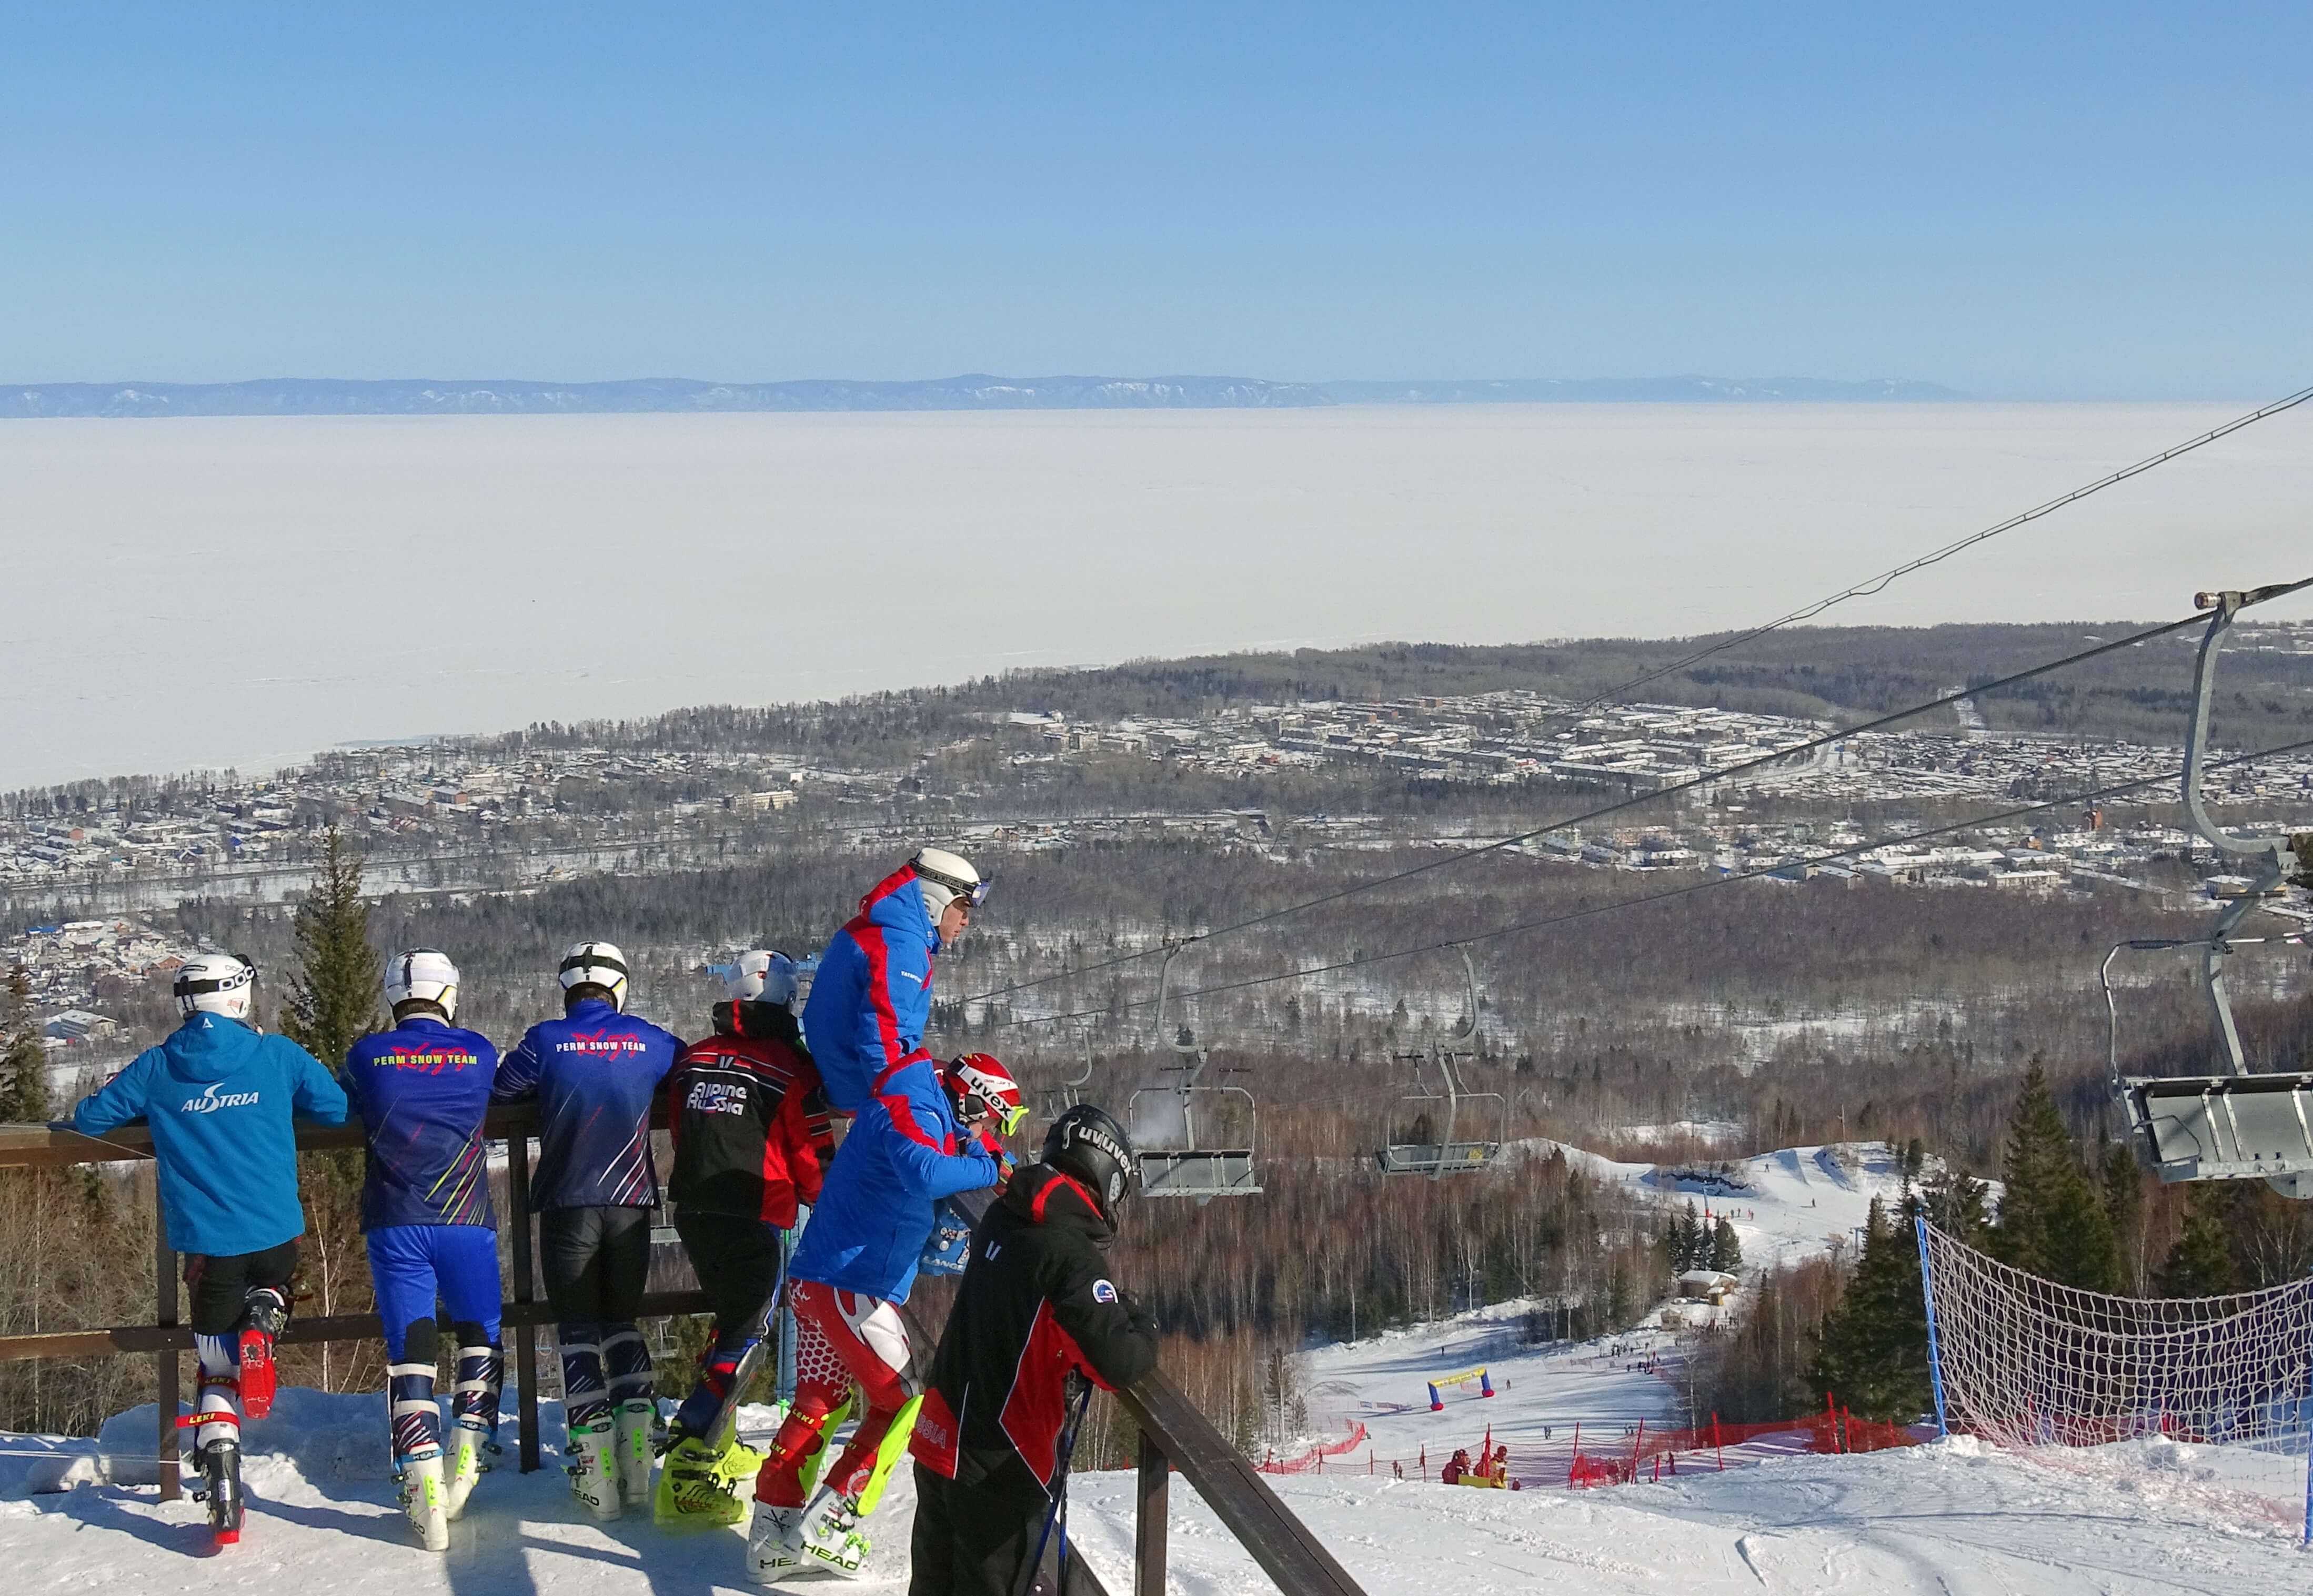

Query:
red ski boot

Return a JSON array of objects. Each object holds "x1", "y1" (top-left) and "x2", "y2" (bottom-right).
[{"x1": 237, "y1": 1287, "x2": 290, "y2": 1420}]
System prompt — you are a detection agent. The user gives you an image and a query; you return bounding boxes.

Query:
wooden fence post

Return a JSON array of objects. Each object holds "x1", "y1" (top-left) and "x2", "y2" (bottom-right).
[
  {"x1": 508, "y1": 1130, "x2": 540, "y2": 1473},
  {"x1": 1135, "y1": 1428, "x2": 1168, "y2": 1596},
  {"x1": 154, "y1": 1215, "x2": 178, "y2": 1502}
]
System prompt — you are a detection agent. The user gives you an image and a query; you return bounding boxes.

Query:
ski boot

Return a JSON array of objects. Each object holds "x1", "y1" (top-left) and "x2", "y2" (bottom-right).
[
  {"x1": 398, "y1": 1445, "x2": 450, "y2": 1552},
  {"x1": 181, "y1": 1416, "x2": 246, "y2": 1547},
  {"x1": 613, "y1": 1397, "x2": 661, "y2": 1508},
  {"x1": 797, "y1": 1483, "x2": 871, "y2": 1578},
  {"x1": 237, "y1": 1287, "x2": 290, "y2": 1420},
  {"x1": 444, "y1": 1415, "x2": 494, "y2": 1520},
  {"x1": 565, "y1": 1416, "x2": 622, "y2": 1520},
  {"x1": 746, "y1": 1501, "x2": 807, "y2": 1583},
  {"x1": 654, "y1": 1423, "x2": 766, "y2": 1529}
]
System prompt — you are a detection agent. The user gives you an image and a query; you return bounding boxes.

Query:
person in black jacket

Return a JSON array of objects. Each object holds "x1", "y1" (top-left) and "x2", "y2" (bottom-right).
[{"x1": 907, "y1": 1105, "x2": 1158, "y2": 1596}]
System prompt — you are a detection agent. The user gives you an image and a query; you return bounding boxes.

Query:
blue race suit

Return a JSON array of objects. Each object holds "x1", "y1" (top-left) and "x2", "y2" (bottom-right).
[
  {"x1": 343, "y1": 1014, "x2": 501, "y2": 1231},
  {"x1": 492, "y1": 997, "x2": 683, "y2": 1436},
  {"x1": 73, "y1": 1013, "x2": 346, "y2": 1258},
  {"x1": 802, "y1": 862, "x2": 944, "y2": 1114},
  {"x1": 491, "y1": 997, "x2": 682, "y2": 1210},
  {"x1": 343, "y1": 1014, "x2": 505, "y2": 1387},
  {"x1": 788, "y1": 1055, "x2": 997, "y2": 1306}
]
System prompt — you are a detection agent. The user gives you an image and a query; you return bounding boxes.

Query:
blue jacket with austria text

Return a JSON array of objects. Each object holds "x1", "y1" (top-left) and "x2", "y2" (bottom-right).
[
  {"x1": 491, "y1": 998, "x2": 682, "y2": 1210},
  {"x1": 72, "y1": 1014, "x2": 348, "y2": 1258},
  {"x1": 802, "y1": 862, "x2": 944, "y2": 1114},
  {"x1": 342, "y1": 1014, "x2": 501, "y2": 1231},
  {"x1": 788, "y1": 1054, "x2": 997, "y2": 1305}
]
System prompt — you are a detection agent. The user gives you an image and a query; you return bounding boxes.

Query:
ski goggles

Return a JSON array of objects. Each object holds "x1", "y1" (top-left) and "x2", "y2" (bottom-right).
[
  {"x1": 959, "y1": 1088, "x2": 1028, "y2": 1136},
  {"x1": 915, "y1": 860, "x2": 991, "y2": 908}
]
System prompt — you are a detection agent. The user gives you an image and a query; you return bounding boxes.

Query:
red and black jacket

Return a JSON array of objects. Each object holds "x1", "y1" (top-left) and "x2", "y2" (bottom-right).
[
  {"x1": 910, "y1": 1163, "x2": 1159, "y2": 1499},
  {"x1": 665, "y1": 1002, "x2": 833, "y2": 1227}
]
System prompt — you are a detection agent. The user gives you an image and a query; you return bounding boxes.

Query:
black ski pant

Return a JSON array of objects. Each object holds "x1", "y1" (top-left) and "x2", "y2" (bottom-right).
[
  {"x1": 539, "y1": 1205, "x2": 651, "y2": 1323},
  {"x1": 539, "y1": 1205, "x2": 656, "y2": 1430},
  {"x1": 672, "y1": 1207, "x2": 782, "y2": 1352},
  {"x1": 186, "y1": 1239, "x2": 300, "y2": 1336},
  {"x1": 908, "y1": 1461, "x2": 1051, "y2": 1596}
]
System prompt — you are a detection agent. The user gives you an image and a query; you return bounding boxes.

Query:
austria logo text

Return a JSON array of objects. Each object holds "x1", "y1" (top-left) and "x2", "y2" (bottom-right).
[{"x1": 180, "y1": 1083, "x2": 260, "y2": 1114}]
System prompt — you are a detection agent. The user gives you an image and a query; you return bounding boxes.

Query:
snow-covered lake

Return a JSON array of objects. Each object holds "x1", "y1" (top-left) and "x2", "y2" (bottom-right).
[{"x1": 5, "y1": 402, "x2": 2310, "y2": 790}]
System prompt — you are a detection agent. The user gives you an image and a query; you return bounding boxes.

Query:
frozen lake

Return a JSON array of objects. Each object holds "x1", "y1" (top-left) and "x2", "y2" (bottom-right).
[{"x1": 4, "y1": 402, "x2": 2309, "y2": 791}]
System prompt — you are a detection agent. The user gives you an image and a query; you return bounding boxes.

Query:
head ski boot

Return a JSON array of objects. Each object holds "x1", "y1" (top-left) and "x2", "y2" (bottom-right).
[
  {"x1": 444, "y1": 1414, "x2": 493, "y2": 1520},
  {"x1": 565, "y1": 1416, "x2": 622, "y2": 1520},
  {"x1": 613, "y1": 1397, "x2": 661, "y2": 1508},
  {"x1": 399, "y1": 1445, "x2": 450, "y2": 1551},
  {"x1": 746, "y1": 1501, "x2": 807, "y2": 1583},
  {"x1": 797, "y1": 1483, "x2": 871, "y2": 1578}
]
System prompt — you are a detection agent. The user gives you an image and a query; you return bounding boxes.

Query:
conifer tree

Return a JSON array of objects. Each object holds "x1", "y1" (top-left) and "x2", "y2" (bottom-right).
[
  {"x1": 1919, "y1": 1165, "x2": 1990, "y2": 1243},
  {"x1": 1808, "y1": 1195, "x2": 1932, "y2": 1423},
  {"x1": 1709, "y1": 1216, "x2": 1743, "y2": 1273},
  {"x1": 276, "y1": 826, "x2": 379, "y2": 1390},
  {"x1": 2157, "y1": 1186, "x2": 2240, "y2": 1297},
  {"x1": 278, "y1": 826, "x2": 379, "y2": 1066},
  {"x1": 1, "y1": 964, "x2": 50, "y2": 1123},
  {"x1": 1990, "y1": 1057, "x2": 2120, "y2": 1290}
]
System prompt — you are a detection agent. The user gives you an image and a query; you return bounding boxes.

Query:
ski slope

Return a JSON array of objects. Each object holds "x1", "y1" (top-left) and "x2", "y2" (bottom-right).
[
  {"x1": 1069, "y1": 1435, "x2": 2311, "y2": 1596},
  {"x1": 1521, "y1": 1137, "x2": 1933, "y2": 1269}
]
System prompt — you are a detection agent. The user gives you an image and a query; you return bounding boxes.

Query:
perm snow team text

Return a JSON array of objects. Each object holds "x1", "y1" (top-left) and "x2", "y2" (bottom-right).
[{"x1": 71, "y1": 846, "x2": 1159, "y2": 1596}]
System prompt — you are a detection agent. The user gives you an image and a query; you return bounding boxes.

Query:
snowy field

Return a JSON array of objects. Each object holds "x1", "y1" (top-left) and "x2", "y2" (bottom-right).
[
  {"x1": 1518, "y1": 1137, "x2": 1928, "y2": 1270},
  {"x1": 7, "y1": 402, "x2": 2313, "y2": 788},
  {"x1": 1069, "y1": 1436, "x2": 2312, "y2": 1596},
  {"x1": 4, "y1": 1380, "x2": 2305, "y2": 1596}
]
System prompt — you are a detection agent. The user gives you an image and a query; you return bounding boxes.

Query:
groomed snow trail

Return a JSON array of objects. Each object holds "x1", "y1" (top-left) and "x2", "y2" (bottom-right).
[{"x1": 1068, "y1": 1436, "x2": 2310, "y2": 1596}]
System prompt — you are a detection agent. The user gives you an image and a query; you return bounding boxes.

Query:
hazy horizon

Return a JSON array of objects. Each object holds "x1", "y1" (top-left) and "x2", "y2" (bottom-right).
[{"x1": 5, "y1": 402, "x2": 2310, "y2": 792}]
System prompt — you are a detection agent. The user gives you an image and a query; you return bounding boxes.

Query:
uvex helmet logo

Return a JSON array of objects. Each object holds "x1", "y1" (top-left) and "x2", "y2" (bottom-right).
[{"x1": 180, "y1": 1083, "x2": 260, "y2": 1114}]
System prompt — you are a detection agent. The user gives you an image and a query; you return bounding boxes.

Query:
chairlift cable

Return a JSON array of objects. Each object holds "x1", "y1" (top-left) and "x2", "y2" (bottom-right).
[
  {"x1": 1540, "y1": 383, "x2": 2313, "y2": 723},
  {"x1": 989, "y1": 732, "x2": 2313, "y2": 1032},
  {"x1": 962, "y1": 579, "x2": 2309, "y2": 1011}
]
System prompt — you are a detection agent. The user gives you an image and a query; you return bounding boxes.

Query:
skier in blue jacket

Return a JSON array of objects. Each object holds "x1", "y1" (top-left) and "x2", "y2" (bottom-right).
[
  {"x1": 750, "y1": 1049, "x2": 1018, "y2": 1582},
  {"x1": 492, "y1": 940, "x2": 683, "y2": 1520},
  {"x1": 802, "y1": 848, "x2": 987, "y2": 1113},
  {"x1": 342, "y1": 948, "x2": 503, "y2": 1549},
  {"x1": 71, "y1": 952, "x2": 347, "y2": 1543}
]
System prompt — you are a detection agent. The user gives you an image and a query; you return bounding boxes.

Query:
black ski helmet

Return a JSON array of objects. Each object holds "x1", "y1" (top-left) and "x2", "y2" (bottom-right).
[{"x1": 1042, "y1": 1104, "x2": 1136, "y2": 1214}]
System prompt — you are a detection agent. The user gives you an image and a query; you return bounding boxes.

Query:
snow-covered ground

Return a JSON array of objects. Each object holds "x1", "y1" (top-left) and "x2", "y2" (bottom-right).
[
  {"x1": 1522, "y1": 1137, "x2": 1930, "y2": 1270},
  {"x1": 1070, "y1": 1435, "x2": 2311, "y2": 1596},
  {"x1": 4, "y1": 1344, "x2": 2306, "y2": 1595}
]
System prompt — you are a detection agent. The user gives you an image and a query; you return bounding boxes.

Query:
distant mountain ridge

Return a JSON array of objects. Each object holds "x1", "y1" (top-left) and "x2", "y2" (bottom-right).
[{"x1": 0, "y1": 372, "x2": 1960, "y2": 419}]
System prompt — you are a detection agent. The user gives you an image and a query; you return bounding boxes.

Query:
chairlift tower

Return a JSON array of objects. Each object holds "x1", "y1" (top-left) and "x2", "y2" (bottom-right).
[
  {"x1": 1131, "y1": 940, "x2": 1262, "y2": 1200},
  {"x1": 2106, "y1": 586, "x2": 2313, "y2": 1198},
  {"x1": 1375, "y1": 948, "x2": 1507, "y2": 1178}
]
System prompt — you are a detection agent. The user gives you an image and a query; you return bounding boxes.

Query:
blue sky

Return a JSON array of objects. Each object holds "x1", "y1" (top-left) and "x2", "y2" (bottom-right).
[{"x1": 4, "y1": 6, "x2": 2307, "y2": 395}]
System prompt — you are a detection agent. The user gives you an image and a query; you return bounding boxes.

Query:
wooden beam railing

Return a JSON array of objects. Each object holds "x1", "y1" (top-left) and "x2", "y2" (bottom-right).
[
  {"x1": 1115, "y1": 1370, "x2": 1370, "y2": 1596},
  {"x1": 0, "y1": 1104, "x2": 687, "y2": 1501},
  {"x1": 4, "y1": 1115, "x2": 1374, "y2": 1596}
]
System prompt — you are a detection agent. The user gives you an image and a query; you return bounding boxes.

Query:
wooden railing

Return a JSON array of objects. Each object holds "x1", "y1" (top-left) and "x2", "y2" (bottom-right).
[
  {"x1": 1, "y1": 1115, "x2": 1371, "y2": 1596},
  {"x1": 0, "y1": 1106, "x2": 706, "y2": 1501}
]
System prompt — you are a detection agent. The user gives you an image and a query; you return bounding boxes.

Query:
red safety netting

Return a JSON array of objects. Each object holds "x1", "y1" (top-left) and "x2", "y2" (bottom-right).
[{"x1": 1259, "y1": 1421, "x2": 1371, "y2": 1474}]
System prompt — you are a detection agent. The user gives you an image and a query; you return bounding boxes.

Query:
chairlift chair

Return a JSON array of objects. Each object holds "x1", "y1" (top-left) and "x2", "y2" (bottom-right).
[
  {"x1": 1130, "y1": 940, "x2": 1262, "y2": 1200},
  {"x1": 1039, "y1": 1025, "x2": 1098, "y2": 1122},
  {"x1": 1376, "y1": 948, "x2": 1507, "y2": 1178},
  {"x1": 2106, "y1": 587, "x2": 2313, "y2": 1198}
]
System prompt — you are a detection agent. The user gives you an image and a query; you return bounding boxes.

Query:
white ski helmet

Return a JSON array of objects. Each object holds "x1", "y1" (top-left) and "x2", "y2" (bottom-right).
[
  {"x1": 724, "y1": 949, "x2": 799, "y2": 1008},
  {"x1": 175, "y1": 953, "x2": 257, "y2": 1023},
  {"x1": 385, "y1": 948, "x2": 460, "y2": 1021},
  {"x1": 558, "y1": 940, "x2": 630, "y2": 1011},
  {"x1": 912, "y1": 847, "x2": 987, "y2": 925}
]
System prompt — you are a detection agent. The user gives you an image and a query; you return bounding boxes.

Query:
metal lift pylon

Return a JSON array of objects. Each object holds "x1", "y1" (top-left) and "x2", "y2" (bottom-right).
[
  {"x1": 2108, "y1": 585, "x2": 2313, "y2": 1198},
  {"x1": 1375, "y1": 947, "x2": 1506, "y2": 1178},
  {"x1": 1131, "y1": 940, "x2": 1261, "y2": 1200}
]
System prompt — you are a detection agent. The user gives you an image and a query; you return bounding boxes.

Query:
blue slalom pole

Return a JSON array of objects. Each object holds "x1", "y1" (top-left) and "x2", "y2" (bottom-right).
[{"x1": 1914, "y1": 1215, "x2": 1950, "y2": 1439}]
